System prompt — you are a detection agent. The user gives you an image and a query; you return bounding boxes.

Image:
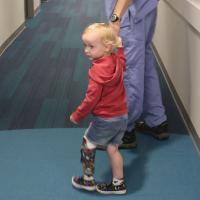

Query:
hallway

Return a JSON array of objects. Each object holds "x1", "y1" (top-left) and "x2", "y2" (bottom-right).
[
  {"x1": 0, "y1": 0, "x2": 105, "y2": 129},
  {"x1": 0, "y1": 0, "x2": 200, "y2": 200},
  {"x1": 0, "y1": 0, "x2": 187, "y2": 133}
]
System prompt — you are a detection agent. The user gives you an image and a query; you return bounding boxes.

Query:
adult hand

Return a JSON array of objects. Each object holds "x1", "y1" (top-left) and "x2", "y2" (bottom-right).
[{"x1": 109, "y1": 21, "x2": 120, "y2": 36}]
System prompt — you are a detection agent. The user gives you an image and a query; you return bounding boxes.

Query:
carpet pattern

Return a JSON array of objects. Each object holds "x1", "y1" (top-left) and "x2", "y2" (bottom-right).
[{"x1": 0, "y1": 0, "x2": 105, "y2": 129}]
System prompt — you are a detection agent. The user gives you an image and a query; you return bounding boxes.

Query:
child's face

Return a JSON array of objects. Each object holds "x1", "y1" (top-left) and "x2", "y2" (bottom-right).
[{"x1": 82, "y1": 32, "x2": 110, "y2": 60}]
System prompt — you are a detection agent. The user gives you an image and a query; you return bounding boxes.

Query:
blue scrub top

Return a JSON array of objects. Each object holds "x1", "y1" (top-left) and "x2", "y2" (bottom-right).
[
  {"x1": 105, "y1": 0, "x2": 158, "y2": 23},
  {"x1": 131, "y1": 0, "x2": 158, "y2": 22}
]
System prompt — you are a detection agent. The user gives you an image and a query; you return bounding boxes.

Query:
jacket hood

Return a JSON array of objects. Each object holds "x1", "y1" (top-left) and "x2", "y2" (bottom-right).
[{"x1": 89, "y1": 54, "x2": 123, "y2": 86}]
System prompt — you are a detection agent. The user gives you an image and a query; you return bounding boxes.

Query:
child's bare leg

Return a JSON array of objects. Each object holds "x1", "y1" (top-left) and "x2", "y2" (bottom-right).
[
  {"x1": 95, "y1": 144, "x2": 126, "y2": 194},
  {"x1": 107, "y1": 144, "x2": 123, "y2": 179}
]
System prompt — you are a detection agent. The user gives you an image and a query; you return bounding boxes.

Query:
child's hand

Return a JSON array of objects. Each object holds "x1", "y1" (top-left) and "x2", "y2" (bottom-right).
[
  {"x1": 116, "y1": 36, "x2": 123, "y2": 47},
  {"x1": 70, "y1": 114, "x2": 78, "y2": 125},
  {"x1": 109, "y1": 21, "x2": 120, "y2": 36}
]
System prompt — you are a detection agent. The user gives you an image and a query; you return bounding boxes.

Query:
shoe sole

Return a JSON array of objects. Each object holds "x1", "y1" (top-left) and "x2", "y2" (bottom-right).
[
  {"x1": 71, "y1": 176, "x2": 96, "y2": 191},
  {"x1": 142, "y1": 131, "x2": 169, "y2": 140},
  {"x1": 152, "y1": 132, "x2": 169, "y2": 140},
  {"x1": 119, "y1": 142, "x2": 137, "y2": 149},
  {"x1": 96, "y1": 186, "x2": 126, "y2": 195},
  {"x1": 136, "y1": 122, "x2": 169, "y2": 140}
]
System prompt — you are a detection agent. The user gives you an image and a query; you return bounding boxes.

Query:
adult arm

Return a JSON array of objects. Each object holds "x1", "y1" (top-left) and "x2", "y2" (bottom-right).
[
  {"x1": 113, "y1": 0, "x2": 132, "y2": 18},
  {"x1": 110, "y1": 0, "x2": 132, "y2": 35}
]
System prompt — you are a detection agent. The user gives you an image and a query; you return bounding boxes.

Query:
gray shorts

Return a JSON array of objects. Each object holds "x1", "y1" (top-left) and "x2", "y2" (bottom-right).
[{"x1": 85, "y1": 115, "x2": 128, "y2": 146}]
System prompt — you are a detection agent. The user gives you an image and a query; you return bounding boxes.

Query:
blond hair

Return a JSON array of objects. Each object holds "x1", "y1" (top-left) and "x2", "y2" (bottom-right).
[{"x1": 82, "y1": 23, "x2": 119, "y2": 48}]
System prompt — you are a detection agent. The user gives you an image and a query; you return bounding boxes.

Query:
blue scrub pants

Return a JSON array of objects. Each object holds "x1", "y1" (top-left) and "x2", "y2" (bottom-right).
[{"x1": 105, "y1": 3, "x2": 167, "y2": 131}]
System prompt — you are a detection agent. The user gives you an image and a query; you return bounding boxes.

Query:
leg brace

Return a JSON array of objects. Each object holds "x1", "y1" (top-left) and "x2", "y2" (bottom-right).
[{"x1": 80, "y1": 137, "x2": 96, "y2": 177}]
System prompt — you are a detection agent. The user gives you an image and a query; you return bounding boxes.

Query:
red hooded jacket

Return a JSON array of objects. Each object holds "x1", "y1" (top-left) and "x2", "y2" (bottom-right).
[{"x1": 71, "y1": 48, "x2": 128, "y2": 123}]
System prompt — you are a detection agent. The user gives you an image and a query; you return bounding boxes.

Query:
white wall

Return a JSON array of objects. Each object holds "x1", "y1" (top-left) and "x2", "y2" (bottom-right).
[
  {"x1": 153, "y1": 0, "x2": 200, "y2": 137},
  {"x1": 0, "y1": 0, "x2": 25, "y2": 47},
  {"x1": 33, "y1": 0, "x2": 41, "y2": 11}
]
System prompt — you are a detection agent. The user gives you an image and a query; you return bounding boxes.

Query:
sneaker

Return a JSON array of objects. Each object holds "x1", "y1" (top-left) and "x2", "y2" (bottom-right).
[
  {"x1": 136, "y1": 120, "x2": 169, "y2": 140},
  {"x1": 71, "y1": 176, "x2": 96, "y2": 191},
  {"x1": 119, "y1": 129, "x2": 137, "y2": 149},
  {"x1": 96, "y1": 181, "x2": 126, "y2": 195}
]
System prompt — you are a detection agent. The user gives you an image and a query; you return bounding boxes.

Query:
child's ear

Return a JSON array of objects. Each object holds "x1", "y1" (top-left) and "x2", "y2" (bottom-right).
[{"x1": 105, "y1": 43, "x2": 113, "y2": 52}]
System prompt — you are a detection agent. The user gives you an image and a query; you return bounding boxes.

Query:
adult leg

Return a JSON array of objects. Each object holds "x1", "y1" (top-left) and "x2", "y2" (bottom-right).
[
  {"x1": 119, "y1": 14, "x2": 147, "y2": 148},
  {"x1": 104, "y1": 0, "x2": 144, "y2": 132},
  {"x1": 137, "y1": 9, "x2": 169, "y2": 140},
  {"x1": 121, "y1": 23, "x2": 146, "y2": 132},
  {"x1": 104, "y1": 0, "x2": 138, "y2": 148},
  {"x1": 143, "y1": 8, "x2": 167, "y2": 126}
]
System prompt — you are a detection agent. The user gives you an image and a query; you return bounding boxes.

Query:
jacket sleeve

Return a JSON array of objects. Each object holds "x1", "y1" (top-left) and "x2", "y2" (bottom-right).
[
  {"x1": 116, "y1": 47, "x2": 126, "y2": 71},
  {"x1": 71, "y1": 78, "x2": 103, "y2": 123}
]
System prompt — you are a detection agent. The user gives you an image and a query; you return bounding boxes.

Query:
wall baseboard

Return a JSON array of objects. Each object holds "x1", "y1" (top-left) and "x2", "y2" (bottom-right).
[
  {"x1": 0, "y1": 23, "x2": 25, "y2": 56},
  {"x1": 152, "y1": 44, "x2": 200, "y2": 154},
  {"x1": 34, "y1": 6, "x2": 40, "y2": 17}
]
